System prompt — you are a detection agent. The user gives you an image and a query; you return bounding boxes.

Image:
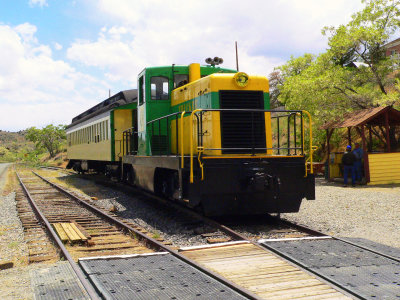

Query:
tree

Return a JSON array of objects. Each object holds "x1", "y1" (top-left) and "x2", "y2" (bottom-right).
[
  {"x1": 274, "y1": 0, "x2": 400, "y2": 152},
  {"x1": 26, "y1": 125, "x2": 66, "y2": 158}
]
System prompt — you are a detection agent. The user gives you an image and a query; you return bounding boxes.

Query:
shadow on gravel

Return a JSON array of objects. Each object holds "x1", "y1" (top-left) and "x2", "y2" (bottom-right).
[{"x1": 55, "y1": 173, "x2": 216, "y2": 239}]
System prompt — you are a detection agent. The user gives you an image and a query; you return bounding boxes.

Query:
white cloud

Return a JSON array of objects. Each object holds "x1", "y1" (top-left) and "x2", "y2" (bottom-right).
[
  {"x1": 29, "y1": 0, "x2": 48, "y2": 8},
  {"x1": 0, "y1": 24, "x2": 108, "y2": 130},
  {"x1": 67, "y1": 0, "x2": 364, "y2": 86},
  {"x1": 1, "y1": 1, "x2": 367, "y2": 131},
  {"x1": 54, "y1": 42, "x2": 63, "y2": 50},
  {"x1": 14, "y1": 23, "x2": 37, "y2": 43}
]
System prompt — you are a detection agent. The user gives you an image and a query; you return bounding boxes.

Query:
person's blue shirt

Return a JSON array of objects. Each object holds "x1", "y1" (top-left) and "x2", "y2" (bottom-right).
[{"x1": 353, "y1": 147, "x2": 363, "y2": 161}]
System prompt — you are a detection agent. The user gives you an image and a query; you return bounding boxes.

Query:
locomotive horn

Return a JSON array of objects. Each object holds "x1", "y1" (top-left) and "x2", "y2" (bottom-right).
[{"x1": 205, "y1": 57, "x2": 213, "y2": 64}]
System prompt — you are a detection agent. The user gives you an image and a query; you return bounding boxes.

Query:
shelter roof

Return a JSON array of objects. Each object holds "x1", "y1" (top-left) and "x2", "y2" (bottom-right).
[{"x1": 321, "y1": 106, "x2": 400, "y2": 129}]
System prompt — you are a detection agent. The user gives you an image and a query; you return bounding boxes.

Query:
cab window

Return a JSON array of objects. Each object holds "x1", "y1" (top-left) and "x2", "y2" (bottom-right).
[
  {"x1": 174, "y1": 74, "x2": 189, "y2": 88},
  {"x1": 151, "y1": 76, "x2": 169, "y2": 100}
]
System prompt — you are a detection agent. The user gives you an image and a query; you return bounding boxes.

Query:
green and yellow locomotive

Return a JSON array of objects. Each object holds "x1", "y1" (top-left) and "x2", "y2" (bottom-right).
[{"x1": 66, "y1": 62, "x2": 316, "y2": 216}]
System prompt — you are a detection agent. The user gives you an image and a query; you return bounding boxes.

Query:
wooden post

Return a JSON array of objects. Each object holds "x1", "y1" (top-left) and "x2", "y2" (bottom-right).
[
  {"x1": 368, "y1": 125, "x2": 372, "y2": 152},
  {"x1": 326, "y1": 129, "x2": 331, "y2": 158},
  {"x1": 361, "y1": 125, "x2": 370, "y2": 183},
  {"x1": 326, "y1": 129, "x2": 331, "y2": 180},
  {"x1": 347, "y1": 127, "x2": 352, "y2": 146},
  {"x1": 384, "y1": 110, "x2": 391, "y2": 152}
]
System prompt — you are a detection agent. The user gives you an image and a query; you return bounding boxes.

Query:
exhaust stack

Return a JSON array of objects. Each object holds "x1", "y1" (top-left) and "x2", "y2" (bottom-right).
[{"x1": 189, "y1": 63, "x2": 201, "y2": 83}]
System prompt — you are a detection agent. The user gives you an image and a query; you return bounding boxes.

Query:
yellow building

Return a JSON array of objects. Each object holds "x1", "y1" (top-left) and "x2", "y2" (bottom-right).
[{"x1": 322, "y1": 106, "x2": 400, "y2": 185}]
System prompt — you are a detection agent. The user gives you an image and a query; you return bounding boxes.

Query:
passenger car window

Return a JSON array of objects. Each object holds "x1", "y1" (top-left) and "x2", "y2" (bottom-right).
[{"x1": 151, "y1": 76, "x2": 169, "y2": 100}]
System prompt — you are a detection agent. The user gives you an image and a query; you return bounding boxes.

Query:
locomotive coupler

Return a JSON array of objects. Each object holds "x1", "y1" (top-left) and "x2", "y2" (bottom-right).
[{"x1": 241, "y1": 162, "x2": 281, "y2": 192}]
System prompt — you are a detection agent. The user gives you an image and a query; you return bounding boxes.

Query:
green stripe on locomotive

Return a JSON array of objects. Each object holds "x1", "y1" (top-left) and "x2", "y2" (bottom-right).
[
  {"x1": 171, "y1": 91, "x2": 270, "y2": 113},
  {"x1": 136, "y1": 65, "x2": 237, "y2": 156}
]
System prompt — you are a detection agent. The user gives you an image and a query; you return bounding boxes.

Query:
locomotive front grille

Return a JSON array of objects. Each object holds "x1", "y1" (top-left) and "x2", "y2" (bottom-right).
[{"x1": 219, "y1": 90, "x2": 266, "y2": 154}]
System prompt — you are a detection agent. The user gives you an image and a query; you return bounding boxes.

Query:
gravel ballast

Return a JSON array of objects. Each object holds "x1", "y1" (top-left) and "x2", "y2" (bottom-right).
[
  {"x1": 282, "y1": 178, "x2": 400, "y2": 248},
  {"x1": 1, "y1": 166, "x2": 399, "y2": 299},
  {"x1": 0, "y1": 163, "x2": 35, "y2": 299},
  {"x1": 0, "y1": 191, "x2": 27, "y2": 264},
  {"x1": 53, "y1": 172, "x2": 400, "y2": 249},
  {"x1": 0, "y1": 164, "x2": 28, "y2": 265},
  {"x1": 52, "y1": 173, "x2": 227, "y2": 247}
]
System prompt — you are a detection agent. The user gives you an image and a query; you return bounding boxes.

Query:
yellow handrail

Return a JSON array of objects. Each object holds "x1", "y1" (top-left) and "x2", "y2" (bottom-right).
[
  {"x1": 190, "y1": 109, "x2": 203, "y2": 183},
  {"x1": 302, "y1": 110, "x2": 317, "y2": 177},
  {"x1": 180, "y1": 111, "x2": 186, "y2": 168}
]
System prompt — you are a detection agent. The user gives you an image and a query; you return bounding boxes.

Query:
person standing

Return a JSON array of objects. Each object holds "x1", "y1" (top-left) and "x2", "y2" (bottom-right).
[
  {"x1": 352, "y1": 143, "x2": 363, "y2": 183},
  {"x1": 342, "y1": 145, "x2": 356, "y2": 187}
]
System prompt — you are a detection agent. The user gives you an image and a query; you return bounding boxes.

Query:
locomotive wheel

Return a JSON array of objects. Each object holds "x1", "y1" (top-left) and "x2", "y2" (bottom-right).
[{"x1": 155, "y1": 169, "x2": 178, "y2": 199}]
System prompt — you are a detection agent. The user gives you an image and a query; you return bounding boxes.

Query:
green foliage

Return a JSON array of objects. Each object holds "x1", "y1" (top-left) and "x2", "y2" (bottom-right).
[
  {"x1": 0, "y1": 146, "x2": 15, "y2": 162},
  {"x1": 273, "y1": 0, "x2": 400, "y2": 156},
  {"x1": 152, "y1": 231, "x2": 161, "y2": 239},
  {"x1": 26, "y1": 124, "x2": 66, "y2": 158}
]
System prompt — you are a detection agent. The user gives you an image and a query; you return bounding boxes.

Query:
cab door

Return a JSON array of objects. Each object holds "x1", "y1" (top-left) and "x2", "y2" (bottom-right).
[{"x1": 146, "y1": 69, "x2": 173, "y2": 155}]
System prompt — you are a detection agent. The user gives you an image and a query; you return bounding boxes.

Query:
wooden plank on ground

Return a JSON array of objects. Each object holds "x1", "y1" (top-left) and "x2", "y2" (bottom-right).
[
  {"x1": 51, "y1": 223, "x2": 68, "y2": 243},
  {"x1": 70, "y1": 220, "x2": 91, "y2": 239},
  {"x1": 60, "y1": 223, "x2": 81, "y2": 242},
  {"x1": 70, "y1": 223, "x2": 88, "y2": 242}
]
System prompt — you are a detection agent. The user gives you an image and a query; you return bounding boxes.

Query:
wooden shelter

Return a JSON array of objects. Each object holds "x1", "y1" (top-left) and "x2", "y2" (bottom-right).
[{"x1": 322, "y1": 106, "x2": 400, "y2": 184}]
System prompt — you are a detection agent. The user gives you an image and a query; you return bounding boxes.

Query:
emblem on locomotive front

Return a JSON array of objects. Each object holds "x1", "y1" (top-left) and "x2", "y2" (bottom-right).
[{"x1": 233, "y1": 72, "x2": 249, "y2": 88}]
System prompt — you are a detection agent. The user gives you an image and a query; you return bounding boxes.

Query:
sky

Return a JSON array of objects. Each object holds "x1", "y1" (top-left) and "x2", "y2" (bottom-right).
[{"x1": 0, "y1": 0, "x2": 365, "y2": 131}]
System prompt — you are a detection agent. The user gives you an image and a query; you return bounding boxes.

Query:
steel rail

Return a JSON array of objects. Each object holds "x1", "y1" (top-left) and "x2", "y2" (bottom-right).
[
  {"x1": 265, "y1": 215, "x2": 327, "y2": 237},
  {"x1": 82, "y1": 173, "x2": 253, "y2": 242},
  {"x1": 76, "y1": 174, "x2": 359, "y2": 299},
  {"x1": 39, "y1": 165, "x2": 75, "y2": 175},
  {"x1": 32, "y1": 171, "x2": 261, "y2": 300},
  {"x1": 261, "y1": 216, "x2": 400, "y2": 299},
  {"x1": 47, "y1": 169, "x2": 379, "y2": 299},
  {"x1": 88, "y1": 174, "x2": 324, "y2": 243},
  {"x1": 332, "y1": 236, "x2": 400, "y2": 263},
  {"x1": 16, "y1": 172, "x2": 101, "y2": 300},
  {"x1": 71, "y1": 172, "x2": 329, "y2": 246},
  {"x1": 268, "y1": 215, "x2": 400, "y2": 263},
  {"x1": 74, "y1": 173, "x2": 358, "y2": 297},
  {"x1": 260, "y1": 241, "x2": 365, "y2": 300}
]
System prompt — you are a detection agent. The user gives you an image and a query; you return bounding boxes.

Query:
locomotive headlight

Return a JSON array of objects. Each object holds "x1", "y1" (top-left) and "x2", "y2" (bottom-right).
[{"x1": 233, "y1": 72, "x2": 249, "y2": 88}]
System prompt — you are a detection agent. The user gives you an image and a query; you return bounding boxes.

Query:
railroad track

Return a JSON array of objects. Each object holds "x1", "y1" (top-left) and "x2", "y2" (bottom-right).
[
  {"x1": 74, "y1": 171, "x2": 326, "y2": 243},
  {"x1": 34, "y1": 168, "x2": 352, "y2": 299},
  {"x1": 17, "y1": 170, "x2": 152, "y2": 262},
  {"x1": 39, "y1": 166, "x2": 321, "y2": 241},
  {"x1": 16, "y1": 169, "x2": 261, "y2": 299},
  {"x1": 34, "y1": 167, "x2": 400, "y2": 299},
  {"x1": 39, "y1": 165, "x2": 76, "y2": 174}
]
